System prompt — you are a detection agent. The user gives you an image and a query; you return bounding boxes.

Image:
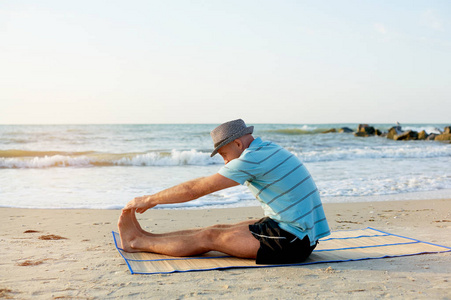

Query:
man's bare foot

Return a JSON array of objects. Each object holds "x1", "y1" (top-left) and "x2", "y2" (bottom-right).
[
  {"x1": 118, "y1": 209, "x2": 147, "y2": 252},
  {"x1": 131, "y1": 210, "x2": 153, "y2": 237}
]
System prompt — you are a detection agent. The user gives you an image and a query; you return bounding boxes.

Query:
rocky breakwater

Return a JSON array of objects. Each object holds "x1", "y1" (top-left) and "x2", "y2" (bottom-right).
[
  {"x1": 321, "y1": 124, "x2": 451, "y2": 143},
  {"x1": 361, "y1": 124, "x2": 450, "y2": 142},
  {"x1": 383, "y1": 125, "x2": 450, "y2": 142}
]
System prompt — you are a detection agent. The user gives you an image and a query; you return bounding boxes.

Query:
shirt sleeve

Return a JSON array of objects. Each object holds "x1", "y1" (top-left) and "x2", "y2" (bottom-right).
[{"x1": 218, "y1": 156, "x2": 259, "y2": 185}]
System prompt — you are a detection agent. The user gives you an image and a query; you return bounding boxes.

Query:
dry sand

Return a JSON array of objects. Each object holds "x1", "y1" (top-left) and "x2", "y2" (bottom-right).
[{"x1": 1, "y1": 199, "x2": 450, "y2": 299}]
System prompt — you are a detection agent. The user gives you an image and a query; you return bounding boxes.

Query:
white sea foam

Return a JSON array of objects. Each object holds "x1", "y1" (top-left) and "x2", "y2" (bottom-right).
[
  {"x1": 0, "y1": 155, "x2": 90, "y2": 168},
  {"x1": 318, "y1": 174, "x2": 451, "y2": 198},
  {"x1": 114, "y1": 150, "x2": 222, "y2": 166},
  {"x1": 1, "y1": 145, "x2": 450, "y2": 169},
  {"x1": 0, "y1": 150, "x2": 224, "y2": 168},
  {"x1": 296, "y1": 145, "x2": 451, "y2": 163},
  {"x1": 402, "y1": 125, "x2": 444, "y2": 134}
]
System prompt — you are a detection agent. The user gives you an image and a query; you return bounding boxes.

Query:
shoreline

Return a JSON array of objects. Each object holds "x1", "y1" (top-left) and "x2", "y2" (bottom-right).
[
  {"x1": 2, "y1": 188, "x2": 451, "y2": 211},
  {"x1": 1, "y1": 199, "x2": 450, "y2": 299}
]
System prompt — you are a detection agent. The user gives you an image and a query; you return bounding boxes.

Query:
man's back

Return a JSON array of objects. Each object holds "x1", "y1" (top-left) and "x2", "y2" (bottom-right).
[{"x1": 219, "y1": 137, "x2": 330, "y2": 245}]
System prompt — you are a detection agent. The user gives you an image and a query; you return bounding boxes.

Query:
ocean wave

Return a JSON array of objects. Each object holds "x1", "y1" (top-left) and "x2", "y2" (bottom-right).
[
  {"x1": 0, "y1": 149, "x2": 223, "y2": 168},
  {"x1": 318, "y1": 174, "x2": 451, "y2": 198},
  {"x1": 114, "y1": 150, "x2": 222, "y2": 166},
  {"x1": 300, "y1": 147, "x2": 451, "y2": 162},
  {"x1": 1, "y1": 145, "x2": 450, "y2": 169},
  {"x1": 401, "y1": 126, "x2": 444, "y2": 135},
  {"x1": 296, "y1": 145, "x2": 451, "y2": 162}
]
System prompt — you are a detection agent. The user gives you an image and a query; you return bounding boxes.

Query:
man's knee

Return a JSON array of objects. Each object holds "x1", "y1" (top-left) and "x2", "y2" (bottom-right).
[
  {"x1": 193, "y1": 227, "x2": 221, "y2": 250},
  {"x1": 198, "y1": 224, "x2": 256, "y2": 251},
  {"x1": 207, "y1": 226, "x2": 247, "y2": 246},
  {"x1": 198, "y1": 226, "x2": 238, "y2": 244}
]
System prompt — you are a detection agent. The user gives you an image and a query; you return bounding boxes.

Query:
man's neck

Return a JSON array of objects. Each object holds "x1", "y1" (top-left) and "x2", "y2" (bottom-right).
[{"x1": 241, "y1": 134, "x2": 255, "y2": 149}]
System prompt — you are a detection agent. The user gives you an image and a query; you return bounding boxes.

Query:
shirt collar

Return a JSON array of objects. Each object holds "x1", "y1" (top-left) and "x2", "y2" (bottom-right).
[{"x1": 248, "y1": 137, "x2": 262, "y2": 150}]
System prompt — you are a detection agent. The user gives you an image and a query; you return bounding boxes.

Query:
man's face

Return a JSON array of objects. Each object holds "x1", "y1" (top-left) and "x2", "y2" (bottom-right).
[{"x1": 217, "y1": 140, "x2": 243, "y2": 165}]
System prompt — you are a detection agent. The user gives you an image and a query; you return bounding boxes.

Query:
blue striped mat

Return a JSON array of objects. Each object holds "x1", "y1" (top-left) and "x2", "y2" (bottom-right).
[{"x1": 113, "y1": 227, "x2": 451, "y2": 275}]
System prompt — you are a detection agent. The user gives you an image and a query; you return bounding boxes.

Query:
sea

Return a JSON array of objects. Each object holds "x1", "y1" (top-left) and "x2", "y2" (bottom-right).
[{"x1": 1, "y1": 123, "x2": 450, "y2": 210}]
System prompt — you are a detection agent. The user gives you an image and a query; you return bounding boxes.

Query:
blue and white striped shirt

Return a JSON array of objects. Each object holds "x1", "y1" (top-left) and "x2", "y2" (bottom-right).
[{"x1": 219, "y1": 137, "x2": 330, "y2": 245}]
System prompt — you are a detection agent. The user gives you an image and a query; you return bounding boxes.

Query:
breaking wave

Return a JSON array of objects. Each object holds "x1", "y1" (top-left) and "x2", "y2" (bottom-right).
[
  {"x1": 0, "y1": 149, "x2": 222, "y2": 168},
  {"x1": 1, "y1": 145, "x2": 450, "y2": 169}
]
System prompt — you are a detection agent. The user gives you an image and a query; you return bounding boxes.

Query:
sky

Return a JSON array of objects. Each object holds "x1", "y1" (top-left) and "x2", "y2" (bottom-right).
[{"x1": 1, "y1": 0, "x2": 450, "y2": 124}]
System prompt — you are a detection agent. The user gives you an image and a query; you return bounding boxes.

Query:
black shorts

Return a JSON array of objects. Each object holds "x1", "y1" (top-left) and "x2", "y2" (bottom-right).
[{"x1": 249, "y1": 217, "x2": 317, "y2": 264}]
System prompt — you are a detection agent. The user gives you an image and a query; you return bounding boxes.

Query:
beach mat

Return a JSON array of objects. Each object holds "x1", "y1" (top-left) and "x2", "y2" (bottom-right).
[{"x1": 112, "y1": 227, "x2": 451, "y2": 275}]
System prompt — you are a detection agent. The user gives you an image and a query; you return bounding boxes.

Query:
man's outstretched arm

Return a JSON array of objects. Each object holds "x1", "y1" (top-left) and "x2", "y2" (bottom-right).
[{"x1": 123, "y1": 173, "x2": 239, "y2": 213}]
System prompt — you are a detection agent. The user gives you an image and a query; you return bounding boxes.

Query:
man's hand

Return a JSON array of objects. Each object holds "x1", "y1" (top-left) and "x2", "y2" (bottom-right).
[{"x1": 123, "y1": 196, "x2": 156, "y2": 214}]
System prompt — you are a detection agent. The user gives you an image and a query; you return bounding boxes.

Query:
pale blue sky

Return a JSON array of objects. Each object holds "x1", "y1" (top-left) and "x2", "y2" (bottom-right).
[{"x1": 1, "y1": 0, "x2": 450, "y2": 124}]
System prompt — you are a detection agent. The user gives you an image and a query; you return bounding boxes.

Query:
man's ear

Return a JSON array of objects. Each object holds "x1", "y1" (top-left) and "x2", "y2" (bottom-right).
[{"x1": 233, "y1": 138, "x2": 244, "y2": 150}]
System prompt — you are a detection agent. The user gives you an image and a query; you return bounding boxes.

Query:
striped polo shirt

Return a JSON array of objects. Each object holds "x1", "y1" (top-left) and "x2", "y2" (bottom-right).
[{"x1": 218, "y1": 137, "x2": 330, "y2": 245}]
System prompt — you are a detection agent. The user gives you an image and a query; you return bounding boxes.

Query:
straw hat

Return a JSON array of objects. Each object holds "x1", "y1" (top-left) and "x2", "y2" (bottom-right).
[{"x1": 210, "y1": 119, "x2": 254, "y2": 157}]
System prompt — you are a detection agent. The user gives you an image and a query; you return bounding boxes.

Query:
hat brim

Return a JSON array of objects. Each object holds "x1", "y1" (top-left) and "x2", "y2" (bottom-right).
[{"x1": 210, "y1": 126, "x2": 254, "y2": 157}]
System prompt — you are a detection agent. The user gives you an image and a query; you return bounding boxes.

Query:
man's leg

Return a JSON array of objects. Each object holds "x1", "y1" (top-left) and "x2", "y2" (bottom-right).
[
  {"x1": 131, "y1": 210, "x2": 257, "y2": 237},
  {"x1": 118, "y1": 209, "x2": 260, "y2": 258}
]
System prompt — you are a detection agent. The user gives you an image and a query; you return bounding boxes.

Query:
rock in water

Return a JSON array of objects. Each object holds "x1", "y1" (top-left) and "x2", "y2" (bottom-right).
[
  {"x1": 365, "y1": 127, "x2": 375, "y2": 135},
  {"x1": 418, "y1": 130, "x2": 428, "y2": 140},
  {"x1": 435, "y1": 133, "x2": 451, "y2": 142},
  {"x1": 355, "y1": 124, "x2": 376, "y2": 137},
  {"x1": 354, "y1": 132, "x2": 369, "y2": 137},
  {"x1": 358, "y1": 124, "x2": 369, "y2": 132},
  {"x1": 394, "y1": 130, "x2": 418, "y2": 141},
  {"x1": 426, "y1": 133, "x2": 438, "y2": 141},
  {"x1": 387, "y1": 127, "x2": 397, "y2": 140},
  {"x1": 322, "y1": 128, "x2": 337, "y2": 134},
  {"x1": 387, "y1": 126, "x2": 403, "y2": 140},
  {"x1": 339, "y1": 127, "x2": 353, "y2": 133}
]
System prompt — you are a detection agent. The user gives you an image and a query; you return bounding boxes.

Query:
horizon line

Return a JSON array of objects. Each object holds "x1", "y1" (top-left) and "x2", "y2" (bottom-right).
[{"x1": 0, "y1": 122, "x2": 449, "y2": 126}]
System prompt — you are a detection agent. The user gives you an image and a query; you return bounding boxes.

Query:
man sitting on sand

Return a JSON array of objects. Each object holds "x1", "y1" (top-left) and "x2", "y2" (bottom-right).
[{"x1": 118, "y1": 119, "x2": 330, "y2": 264}]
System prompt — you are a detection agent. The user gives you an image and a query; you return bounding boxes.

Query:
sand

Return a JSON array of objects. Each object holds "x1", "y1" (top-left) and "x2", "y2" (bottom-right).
[{"x1": 1, "y1": 199, "x2": 450, "y2": 299}]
